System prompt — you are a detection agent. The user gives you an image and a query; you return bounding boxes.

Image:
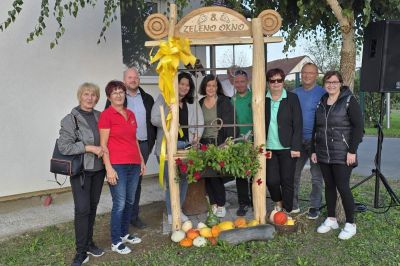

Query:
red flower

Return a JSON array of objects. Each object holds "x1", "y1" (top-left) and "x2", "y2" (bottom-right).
[
  {"x1": 264, "y1": 151, "x2": 272, "y2": 159},
  {"x1": 200, "y1": 144, "x2": 208, "y2": 151},
  {"x1": 256, "y1": 178, "x2": 263, "y2": 186},
  {"x1": 179, "y1": 164, "x2": 188, "y2": 174},
  {"x1": 175, "y1": 158, "x2": 183, "y2": 165},
  {"x1": 194, "y1": 171, "x2": 201, "y2": 181},
  {"x1": 258, "y1": 147, "x2": 264, "y2": 154},
  {"x1": 188, "y1": 159, "x2": 194, "y2": 165},
  {"x1": 219, "y1": 161, "x2": 225, "y2": 168},
  {"x1": 245, "y1": 169, "x2": 251, "y2": 176}
]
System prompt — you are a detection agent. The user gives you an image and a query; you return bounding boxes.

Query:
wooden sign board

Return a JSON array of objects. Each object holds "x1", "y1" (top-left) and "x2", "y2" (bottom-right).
[
  {"x1": 144, "y1": 6, "x2": 282, "y2": 42},
  {"x1": 175, "y1": 6, "x2": 251, "y2": 38}
]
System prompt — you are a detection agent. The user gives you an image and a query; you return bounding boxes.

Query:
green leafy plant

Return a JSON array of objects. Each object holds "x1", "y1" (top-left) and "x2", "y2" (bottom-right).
[{"x1": 175, "y1": 138, "x2": 263, "y2": 183}]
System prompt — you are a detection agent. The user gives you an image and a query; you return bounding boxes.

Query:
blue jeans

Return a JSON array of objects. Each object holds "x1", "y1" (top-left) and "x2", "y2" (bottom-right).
[
  {"x1": 293, "y1": 140, "x2": 323, "y2": 210},
  {"x1": 109, "y1": 164, "x2": 140, "y2": 244},
  {"x1": 159, "y1": 140, "x2": 189, "y2": 215}
]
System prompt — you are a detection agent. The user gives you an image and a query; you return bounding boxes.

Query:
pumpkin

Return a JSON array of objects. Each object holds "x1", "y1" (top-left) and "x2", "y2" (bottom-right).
[
  {"x1": 182, "y1": 220, "x2": 193, "y2": 232},
  {"x1": 234, "y1": 217, "x2": 247, "y2": 228},
  {"x1": 237, "y1": 223, "x2": 248, "y2": 228},
  {"x1": 193, "y1": 236, "x2": 207, "y2": 247},
  {"x1": 197, "y1": 222, "x2": 208, "y2": 229},
  {"x1": 207, "y1": 237, "x2": 217, "y2": 246},
  {"x1": 218, "y1": 221, "x2": 235, "y2": 231},
  {"x1": 199, "y1": 227, "x2": 212, "y2": 238},
  {"x1": 247, "y1": 219, "x2": 260, "y2": 227},
  {"x1": 211, "y1": 225, "x2": 220, "y2": 237},
  {"x1": 179, "y1": 237, "x2": 193, "y2": 247},
  {"x1": 171, "y1": 230, "x2": 185, "y2": 243},
  {"x1": 186, "y1": 229, "x2": 200, "y2": 240},
  {"x1": 205, "y1": 207, "x2": 220, "y2": 227},
  {"x1": 273, "y1": 211, "x2": 288, "y2": 225}
]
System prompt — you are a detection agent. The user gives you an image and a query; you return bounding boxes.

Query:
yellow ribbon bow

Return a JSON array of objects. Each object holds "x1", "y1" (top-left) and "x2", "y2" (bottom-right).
[{"x1": 150, "y1": 37, "x2": 197, "y2": 188}]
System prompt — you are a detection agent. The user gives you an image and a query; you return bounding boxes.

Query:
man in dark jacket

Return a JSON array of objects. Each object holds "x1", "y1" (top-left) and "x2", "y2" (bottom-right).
[{"x1": 105, "y1": 67, "x2": 156, "y2": 228}]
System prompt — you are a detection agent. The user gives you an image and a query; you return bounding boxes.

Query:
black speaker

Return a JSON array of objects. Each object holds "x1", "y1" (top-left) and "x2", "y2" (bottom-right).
[{"x1": 360, "y1": 20, "x2": 400, "y2": 92}]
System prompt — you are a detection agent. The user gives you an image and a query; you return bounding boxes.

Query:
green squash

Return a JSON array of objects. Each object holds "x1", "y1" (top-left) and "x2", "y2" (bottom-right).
[{"x1": 205, "y1": 206, "x2": 220, "y2": 227}]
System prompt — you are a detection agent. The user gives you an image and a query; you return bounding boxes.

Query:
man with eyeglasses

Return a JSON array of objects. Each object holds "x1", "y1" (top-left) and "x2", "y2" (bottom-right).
[
  {"x1": 105, "y1": 67, "x2": 156, "y2": 228},
  {"x1": 231, "y1": 69, "x2": 253, "y2": 216},
  {"x1": 292, "y1": 63, "x2": 326, "y2": 219}
]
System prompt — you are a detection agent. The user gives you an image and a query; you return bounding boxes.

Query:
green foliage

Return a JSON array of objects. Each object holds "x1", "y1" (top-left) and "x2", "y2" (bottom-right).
[
  {"x1": 178, "y1": 138, "x2": 262, "y2": 183},
  {"x1": 304, "y1": 37, "x2": 341, "y2": 73}
]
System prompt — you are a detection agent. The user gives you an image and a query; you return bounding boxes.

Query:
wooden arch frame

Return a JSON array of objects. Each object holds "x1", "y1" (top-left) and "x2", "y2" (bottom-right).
[{"x1": 144, "y1": 4, "x2": 283, "y2": 231}]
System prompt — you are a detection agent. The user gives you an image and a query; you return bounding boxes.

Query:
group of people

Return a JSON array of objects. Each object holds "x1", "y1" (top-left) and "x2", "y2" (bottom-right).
[{"x1": 57, "y1": 63, "x2": 363, "y2": 265}]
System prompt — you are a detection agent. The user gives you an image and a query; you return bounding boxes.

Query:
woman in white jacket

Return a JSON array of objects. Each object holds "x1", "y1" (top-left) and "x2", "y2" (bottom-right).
[{"x1": 151, "y1": 72, "x2": 204, "y2": 223}]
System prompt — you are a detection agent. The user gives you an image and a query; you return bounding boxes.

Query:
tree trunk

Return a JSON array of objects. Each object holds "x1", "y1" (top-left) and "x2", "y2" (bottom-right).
[
  {"x1": 335, "y1": 193, "x2": 346, "y2": 223},
  {"x1": 340, "y1": 21, "x2": 356, "y2": 90}
]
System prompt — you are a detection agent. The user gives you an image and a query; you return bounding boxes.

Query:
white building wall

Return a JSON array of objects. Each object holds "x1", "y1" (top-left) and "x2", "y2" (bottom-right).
[{"x1": 0, "y1": 2, "x2": 125, "y2": 198}]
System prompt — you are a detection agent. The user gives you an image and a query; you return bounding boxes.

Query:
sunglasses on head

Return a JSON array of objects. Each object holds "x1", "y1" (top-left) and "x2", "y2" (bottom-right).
[{"x1": 269, "y1": 78, "x2": 284, "y2": 84}]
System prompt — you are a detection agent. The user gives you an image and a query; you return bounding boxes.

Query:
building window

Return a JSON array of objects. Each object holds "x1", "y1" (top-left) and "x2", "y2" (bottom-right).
[{"x1": 120, "y1": 1, "x2": 159, "y2": 75}]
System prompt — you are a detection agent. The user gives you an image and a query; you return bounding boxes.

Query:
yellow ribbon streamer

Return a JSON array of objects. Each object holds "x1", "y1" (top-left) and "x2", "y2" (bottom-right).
[{"x1": 150, "y1": 37, "x2": 196, "y2": 188}]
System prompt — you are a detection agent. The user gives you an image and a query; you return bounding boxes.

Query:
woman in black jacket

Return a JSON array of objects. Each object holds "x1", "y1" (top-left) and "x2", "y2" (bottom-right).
[
  {"x1": 311, "y1": 71, "x2": 364, "y2": 240},
  {"x1": 199, "y1": 74, "x2": 235, "y2": 218},
  {"x1": 265, "y1": 68, "x2": 302, "y2": 214}
]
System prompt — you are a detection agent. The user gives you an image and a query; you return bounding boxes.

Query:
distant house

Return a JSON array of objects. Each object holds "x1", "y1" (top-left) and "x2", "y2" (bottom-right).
[{"x1": 267, "y1": 55, "x2": 320, "y2": 80}]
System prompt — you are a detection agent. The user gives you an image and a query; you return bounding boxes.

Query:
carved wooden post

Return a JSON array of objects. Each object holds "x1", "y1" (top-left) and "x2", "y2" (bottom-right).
[
  {"x1": 251, "y1": 18, "x2": 267, "y2": 224},
  {"x1": 166, "y1": 4, "x2": 182, "y2": 230}
]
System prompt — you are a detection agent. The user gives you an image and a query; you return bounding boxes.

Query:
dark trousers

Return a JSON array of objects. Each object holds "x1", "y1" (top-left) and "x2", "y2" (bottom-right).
[
  {"x1": 205, "y1": 177, "x2": 226, "y2": 206},
  {"x1": 265, "y1": 149, "x2": 297, "y2": 212},
  {"x1": 70, "y1": 169, "x2": 105, "y2": 254},
  {"x1": 131, "y1": 141, "x2": 150, "y2": 221},
  {"x1": 236, "y1": 178, "x2": 252, "y2": 206},
  {"x1": 319, "y1": 163, "x2": 355, "y2": 223}
]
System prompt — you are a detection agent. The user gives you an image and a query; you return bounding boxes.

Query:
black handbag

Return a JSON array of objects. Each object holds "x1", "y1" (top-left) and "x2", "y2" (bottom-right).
[{"x1": 50, "y1": 116, "x2": 84, "y2": 178}]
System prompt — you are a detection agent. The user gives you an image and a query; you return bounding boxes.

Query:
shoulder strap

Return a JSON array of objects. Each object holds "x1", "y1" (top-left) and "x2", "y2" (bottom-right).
[
  {"x1": 345, "y1": 95, "x2": 353, "y2": 109},
  {"x1": 73, "y1": 115, "x2": 79, "y2": 130}
]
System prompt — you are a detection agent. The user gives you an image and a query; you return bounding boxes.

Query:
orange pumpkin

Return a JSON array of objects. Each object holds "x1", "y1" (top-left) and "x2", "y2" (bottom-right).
[
  {"x1": 274, "y1": 211, "x2": 288, "y2": 225},
  {"x1": 179, "y1": 237, "x2": 193, "y2": 247},
  {"x1": 186, "y1": 229, "x2": 200, "y2": 240},
  {"x1": 234, "y1": 217, "x2": 247, "y2": 228},
  {"x1": 211, "y1": 225, "x2": 220, "y2": 237},
  {"x1": 207, "y1": 237, "x2": 217, "y2": 246}
]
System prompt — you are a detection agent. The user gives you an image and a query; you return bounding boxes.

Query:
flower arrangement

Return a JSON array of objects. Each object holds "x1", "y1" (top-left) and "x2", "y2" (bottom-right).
[{"x1": 175, "y1": 138, "x2": 264, "y2": 184}]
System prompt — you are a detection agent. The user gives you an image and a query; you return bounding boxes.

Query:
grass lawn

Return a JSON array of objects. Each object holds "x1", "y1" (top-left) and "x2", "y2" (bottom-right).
[
  {"x1": 1, "y1": 174, "x2": 399, "y2": 265},
  {"x1": 365, "y1": 110, "x2": 400, "y2": 137}
]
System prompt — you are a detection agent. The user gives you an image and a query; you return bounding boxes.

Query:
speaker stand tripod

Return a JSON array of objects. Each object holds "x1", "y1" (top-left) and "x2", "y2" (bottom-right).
[{"x1": 351, "y1": 93, "x2": 400, "y2": 208}]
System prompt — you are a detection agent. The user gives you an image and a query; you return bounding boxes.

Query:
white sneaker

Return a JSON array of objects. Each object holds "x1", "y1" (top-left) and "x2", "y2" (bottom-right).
[
  {"x1": 167, "y1": 213, "x2": 189, "y2": 224},
  {"x1": 290, "y1": 208, "x2": 300, "y2": 214},
  {"x1": 121, "y1": 234, "x2": 142, "y2": 244},
  {"x1": 181, "y1": 213, "x2": 189, "y2": 222},
  {"x1": 111, "y1": 242, "x2": 131, "y2": 254},
  {"x1": 216, "y1": 206, "x2": 226, "y2": 218},
  {"x1": 317, "y1": 218, "x2": 339, "y2": 233},
  {"x1": 274, "y1": 205, "x2": 283, "y2": 212},
  {"x1": 212, "y1": 204, "x2": 218, "y2": 215},
  {"x1": 338, "y1": 223, "x2": 356, "y2": 240}
]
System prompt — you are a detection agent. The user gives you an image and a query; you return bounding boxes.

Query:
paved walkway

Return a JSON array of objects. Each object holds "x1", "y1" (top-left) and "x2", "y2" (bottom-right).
[{"x1": 0, "y1": 177, "x2": 164, "y2": 240}]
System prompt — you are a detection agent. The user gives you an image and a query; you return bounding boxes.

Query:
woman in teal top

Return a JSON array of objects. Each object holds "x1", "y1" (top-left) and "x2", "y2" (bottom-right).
[{"x1": 265, "y1": 68, "x2": 303, "y2": 213}]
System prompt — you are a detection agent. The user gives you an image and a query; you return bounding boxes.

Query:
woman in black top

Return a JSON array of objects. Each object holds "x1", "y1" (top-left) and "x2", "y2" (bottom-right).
[
  {"x1": 199, "y1": 74, "x2": 235, "y2": 218},
  {"x1": 311, "y1": 71, "x2": 364, "y2": 240},
  {"x1": 58, "y1": 83, "x2": 106, "y2": 265}
]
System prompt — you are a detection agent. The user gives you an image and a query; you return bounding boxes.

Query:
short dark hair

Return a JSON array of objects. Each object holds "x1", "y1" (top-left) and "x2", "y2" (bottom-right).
[
  {"x1": 199, "y1": 74, "x2": 224, "y2": 96},
  {"x1": 105, "y1": 80, "x2": 126, "y2": 97},
  {"x1": 178, "y1": 72, "x2": 195, "y2": 104},
  {"x1": 323, "y1": 71, "x2": 343, "y2": 84},
  {"x1": 234, "y1": 69, "x2": 248, "y2": 78},
  {"x1": 266, "y1": 68, "x2": 285, "y2": 81}
]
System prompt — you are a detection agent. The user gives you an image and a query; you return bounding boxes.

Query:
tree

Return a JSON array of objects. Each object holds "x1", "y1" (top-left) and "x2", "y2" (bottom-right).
[{"x1": 304, "y1": 37, "x2": 341, "y2": 73}]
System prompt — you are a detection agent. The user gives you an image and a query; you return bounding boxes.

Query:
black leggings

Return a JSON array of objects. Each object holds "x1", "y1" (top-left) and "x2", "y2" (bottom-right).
[
  {"x1": 70, "y1": 169, "x2": 105, "y2": 254},
  {"x1": 265, "y1": 149, "x2": 297, "y2": 212},
  {"x1": 319, "y1": 163, "x2": 355, "y2": 223}
]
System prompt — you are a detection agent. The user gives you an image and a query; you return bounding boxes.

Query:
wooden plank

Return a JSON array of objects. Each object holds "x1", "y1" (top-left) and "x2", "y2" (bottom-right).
[
  {"x1": 251, "y1": 18, "x2": 267, "y2": 224},
  {"x1": 145, "y1": 36, "x2": 283, "y2": 47}
]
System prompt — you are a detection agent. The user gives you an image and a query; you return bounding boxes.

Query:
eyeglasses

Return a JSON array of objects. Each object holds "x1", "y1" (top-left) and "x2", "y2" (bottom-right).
[
  {"x1": 110, "y1": 90, "x2": 125, "y2": 96},
  {"x1": 269, "y1": 78, "x2": 284, "y2": 84},
  {"x1": 325, "y1": 81, "x2": 341, "y2": 85}
]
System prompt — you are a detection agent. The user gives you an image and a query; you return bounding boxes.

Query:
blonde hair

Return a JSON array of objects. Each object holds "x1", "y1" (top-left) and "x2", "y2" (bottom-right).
[{"x1": 77, "y1": 82, "x2": 100, "y2": 104}]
